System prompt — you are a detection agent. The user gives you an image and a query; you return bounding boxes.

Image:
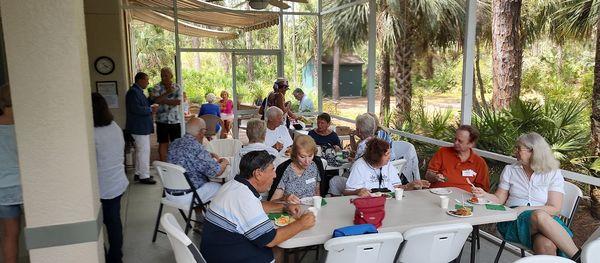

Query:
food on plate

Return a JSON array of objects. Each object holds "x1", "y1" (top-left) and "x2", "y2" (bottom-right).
[
  {"x1": 469, "y1": 196, "x2": 479, "y2": 203},
  {"x1": 274, "y1": 215, "x2": 295, "y2": 226},
  {"x1": 449, "y1": 207, "x2": 472, "y2": 217}
]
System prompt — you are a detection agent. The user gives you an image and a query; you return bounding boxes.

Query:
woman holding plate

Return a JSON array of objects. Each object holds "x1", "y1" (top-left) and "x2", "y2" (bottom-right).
[{"x1": 472, "y1": 132, "x2": 580, "y2": 260}]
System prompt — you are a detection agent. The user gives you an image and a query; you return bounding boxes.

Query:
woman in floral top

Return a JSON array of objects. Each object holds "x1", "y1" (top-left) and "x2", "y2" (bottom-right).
[{"x1": 270, "y1": 135, "x2": 324, "y2": 202}]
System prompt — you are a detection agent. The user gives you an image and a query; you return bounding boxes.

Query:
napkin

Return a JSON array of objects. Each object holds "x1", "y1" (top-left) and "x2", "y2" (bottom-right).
[{"x1": 485, "y1": 204, "x2": 506, "y2": 211}]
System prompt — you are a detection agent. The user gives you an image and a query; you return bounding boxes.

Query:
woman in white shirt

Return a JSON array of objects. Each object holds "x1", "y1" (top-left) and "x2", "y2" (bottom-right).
[
  {"x1": 344, "y1": 138, "x2": 430, "y2": 197},
  {"x1": 92, "y1": 93, "x2": 129, "y2": 263},
  {"x1": 472, "y1": 132, "x2": 580, "y2": 260}
]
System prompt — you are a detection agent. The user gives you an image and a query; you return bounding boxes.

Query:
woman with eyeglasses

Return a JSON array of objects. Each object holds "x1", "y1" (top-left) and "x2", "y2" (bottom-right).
[{"x1": 472, "y1": 132, "x2": 580, "y2": 260}]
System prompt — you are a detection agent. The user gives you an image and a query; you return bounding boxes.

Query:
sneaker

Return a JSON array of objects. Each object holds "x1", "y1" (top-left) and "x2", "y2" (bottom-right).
[{"x1": 138, "y1": 178, "x2": 157, "y2": 185}]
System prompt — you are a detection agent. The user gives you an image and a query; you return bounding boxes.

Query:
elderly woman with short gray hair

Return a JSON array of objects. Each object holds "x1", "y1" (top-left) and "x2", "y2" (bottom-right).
[
  {"x1": 231, "y1": 119, "x2": 280, "y2": 176},
  {"x1": 472, "y1": 132, "x2": 580, "y2": 260},
  {"x1": 349, "y1": 113, "x2": 377, "y2": 159}
]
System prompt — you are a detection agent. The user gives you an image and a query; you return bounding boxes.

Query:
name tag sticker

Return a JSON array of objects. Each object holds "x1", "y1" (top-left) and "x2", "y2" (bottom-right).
[
  {"x1": 462, "y1": 169, "x2": 476, "y2": 177},
  {"x1": 305, "y1": 178, "x2": 316, "y2": 184}
]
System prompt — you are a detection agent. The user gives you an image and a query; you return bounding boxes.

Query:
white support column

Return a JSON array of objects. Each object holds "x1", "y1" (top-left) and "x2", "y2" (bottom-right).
[
  {"x1": 460, "y1": 0, "x2": 477, "y2": 125},
  {"x1": 277, "y1": 10, "x2": 284, "y2": 77},
  {"x1": 366, "y1": 0, "x2": 376, "y2": 113},
  {"x1": 173, "y1": 0, "x2": 185, "y2": 135},
  {"x1": 232, "y1": 53, "x2": 239, "y2": 139},
  {"x1": 317, "y1": 0, "x2": 323, "y2": 112},
  {"x1": 1, "y1": 0, "x2": 103, "y2": 262}
]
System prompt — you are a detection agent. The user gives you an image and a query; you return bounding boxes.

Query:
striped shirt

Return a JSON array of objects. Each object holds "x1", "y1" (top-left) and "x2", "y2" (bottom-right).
[{"x1": 201, "y1": 176, "x2": 276, "y2": 263}]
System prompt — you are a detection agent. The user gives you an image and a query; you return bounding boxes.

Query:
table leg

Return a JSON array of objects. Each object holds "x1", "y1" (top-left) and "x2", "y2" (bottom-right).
[{"x1": 470, "y1": 225, "x2": 479, "y2": 263}]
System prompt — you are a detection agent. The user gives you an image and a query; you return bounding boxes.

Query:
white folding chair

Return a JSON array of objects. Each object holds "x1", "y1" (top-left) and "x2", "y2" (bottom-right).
[
  {"x1": 390, "y1": 159, "x2": 407, "y2": 178},
  {"x1": 513, "y1": 255, "x2": 575, "y2": 263},
  {"x1": 391, "y1": 141, "x2": 421, "y2": 182},
  {"x1": 324, "y1": 232, "x2": 404, "y2": 263},
  {"x1": 152, "y1": 161, "x2": 206, "y2": 242},
  {"x1": 582, "y1": 239, "x2": 600, "y2": 263},
  {"x1": 206, "y1": 139, "x2": 243, "y2": 158},
  {"x1": 494, "y1": 181, "x2": 583, "y2": 263},
  {"x1": 199, "y1": 114, "x2": 223, "y2": 140},
  {"x1": 397, "y1": 223, "x2": 472, "y2": 263},
  {"x1": 161, "y1": 213, "x2": 207, "y2": 263}
]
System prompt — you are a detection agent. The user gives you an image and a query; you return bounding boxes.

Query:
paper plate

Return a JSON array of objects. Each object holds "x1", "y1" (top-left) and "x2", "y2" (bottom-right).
[
  {"x1": 430, "y1": 188, "x2": 452, "y2": 195},
  {"x1": 446, "y1": 210, "x2": 473, "y2": 218},
  {"x1": 467, "y1": 197, "x2": 492, "y2": 205}
]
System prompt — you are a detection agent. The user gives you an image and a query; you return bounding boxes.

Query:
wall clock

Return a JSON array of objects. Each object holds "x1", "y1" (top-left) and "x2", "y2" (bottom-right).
[{"x1": 94, "y1": 56, "x2": 115, "y2": 75}]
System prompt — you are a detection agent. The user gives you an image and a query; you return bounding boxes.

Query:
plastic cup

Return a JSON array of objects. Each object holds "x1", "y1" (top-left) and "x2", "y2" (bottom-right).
[
  {"x1": 308, "y1": 207, "x2": 318, "y2": 217},
  {"x1": 395, "y1": 188, "x2": 404, "y2": 201},
  {"x1": 312, "y1": 196, "x2": 322, "y2": 209},
  {"x1": 440, "y1": 196, "x2": 449, "y2": 209}
]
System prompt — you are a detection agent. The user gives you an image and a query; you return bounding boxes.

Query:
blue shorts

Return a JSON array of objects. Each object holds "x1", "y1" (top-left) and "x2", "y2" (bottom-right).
[{"x1": 0, "y1": 204, "x2": 21, "y2": 219}]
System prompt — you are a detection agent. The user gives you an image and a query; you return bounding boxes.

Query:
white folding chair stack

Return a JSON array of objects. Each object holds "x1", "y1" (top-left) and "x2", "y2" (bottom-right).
[
  {"x1": 324, "y1": 232, "x2": 404, "y2": 263},
  {"x1": 494, "y1": 181, "x2": 583, "y2": 263},
  {"x1": 161, "y1": 213, "x2": 207, "y2": 263},
  {"x1": 391, "y1": 141, "x2": 421, "y2": 182},
  {"x1": 397, "y1": 223, "x2": 472, "y2": 263},
  {"x1": 152, "y1": 161, "x2": 205, "y2": 242},
  {"x1": 513, "y1": 255, "x2": 575, "y2": 263},
  {"x1": 206, "y1": 139, "x2": 243, "y2": 158}
]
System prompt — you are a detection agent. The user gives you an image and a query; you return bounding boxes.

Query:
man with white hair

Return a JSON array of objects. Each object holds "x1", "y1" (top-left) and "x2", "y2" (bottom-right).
[
  {"x1": 264, "y1": 106, "x2": 293, "y2": 152},
  {"x1": 152, "y1": 67, "x2": 182, "y2": 162},
  {"x1": 167, "y1": 117, "x2": 229, "y2": 208},
  {"x1": 349, "y1": 113, "x2": 377, "y2": 159}
]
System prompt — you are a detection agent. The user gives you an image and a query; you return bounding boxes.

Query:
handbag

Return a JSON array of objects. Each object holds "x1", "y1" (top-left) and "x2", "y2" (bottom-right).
[
  {"x1": 351, "y1": 196, "x2": 386, "y2": 228},
  {"x1": 332, "y1": 224, "x2": 378, "y2": 238}
]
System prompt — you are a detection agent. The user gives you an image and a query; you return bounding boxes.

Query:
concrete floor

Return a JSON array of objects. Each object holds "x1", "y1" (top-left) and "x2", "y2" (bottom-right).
[{"x1": 119, "y1": 166, "x2": 520, "y2": 263}]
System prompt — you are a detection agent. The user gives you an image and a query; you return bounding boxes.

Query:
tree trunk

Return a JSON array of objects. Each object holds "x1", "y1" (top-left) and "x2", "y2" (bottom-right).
[
  {"x1": 332, "y1": 43, "x2": 341, "y2": 101},
  {"x1": 246, "y1": 33, "x2": 254, "y2": 81},
  {"x1": 491, "y1": 0, "x2": 523, "y2": 110},
  {"x1": 379, "y1": 49, "x2": 391, "y2": 121},
  {"x1": 217, "y1": 41, "x2": 230, "y2": 74},
  {"x1": 476, "y1": 39, "x2": 488, "y2": 110},
  {"x1": 591, "y1": 20, "x2": 600, "y2": 220},
  {"x1": 472, "y1": 75, "x2": 481, "y2": 114},
  {"x1": 394, "y1": 21, "x2": 415, "y2": 126},
  {"x1": 192, "y1": 37, "x2": 201, "y2": 71},
  {"x1": 424, "y1": 46, "x2": 435, "y2": 79}
]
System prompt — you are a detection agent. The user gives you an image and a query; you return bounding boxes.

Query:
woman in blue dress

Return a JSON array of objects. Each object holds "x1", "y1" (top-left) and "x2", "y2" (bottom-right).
[{"x1": 472, "y1": 132, "x2": 580, "y2": 260}]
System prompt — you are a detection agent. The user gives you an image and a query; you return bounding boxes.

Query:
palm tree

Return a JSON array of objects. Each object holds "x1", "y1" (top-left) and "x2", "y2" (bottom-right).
[
  {"x1": 552, "y1": 0, "x2": 600, "y2": 219},
  {"x1": 490, "y1": 0, "x2": 523, "y2": 110},
  {"x1": 388, "y1": 0, "x2": 464, "y2": 125}
]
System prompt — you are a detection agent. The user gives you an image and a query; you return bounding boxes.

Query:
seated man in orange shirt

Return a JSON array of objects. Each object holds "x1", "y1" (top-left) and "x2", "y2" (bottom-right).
[{"x1": 425, "y1": 125, "x2": 490, "y2": 192}]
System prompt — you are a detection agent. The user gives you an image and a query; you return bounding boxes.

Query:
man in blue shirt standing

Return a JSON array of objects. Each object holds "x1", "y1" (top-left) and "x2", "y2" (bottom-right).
[{"x1": 125, "y1": 72, "x2": 170, "y2": 185}]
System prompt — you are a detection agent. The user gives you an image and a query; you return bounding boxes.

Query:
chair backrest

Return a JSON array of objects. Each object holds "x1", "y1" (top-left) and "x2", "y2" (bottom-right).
[
  {"x1": 153, "y1": 161, "x2": 190, "y2": 190},
  {"x1": 398, "y1": 223, "x2": 472, "y2": 263},
  {"x1": 199, "y1": 114, "x2": 223, "y2": 137},
  {"x1": 324, "y1": 232, "x2": 404, "y2": 263},
  {"x1": 161, "y1": 213, "x2": 206, "y2": 263},
  {"x1": 391, "y1": 141, "x2": 421, "y2": 182},
  {"x1": 583, "y1": 239, "x2": 600, "y2": 263},
  {"x1": 513, "y1": 255, "x2": 575, "y2": 263},
  {"x1": 560, "y1": 181, "x2": 583, "y2": 227},
  {"x1": 207, "y1": 139, "x2": 243, "y2": 157},
  {"x1": 390, "y1": 159, "x2": 407, "y2": 176}
]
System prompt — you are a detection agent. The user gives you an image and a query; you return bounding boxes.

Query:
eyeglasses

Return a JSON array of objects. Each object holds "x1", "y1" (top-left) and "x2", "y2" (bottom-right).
[{"x1": 515, "y1": 147, "x2": 532, "y2": 152}]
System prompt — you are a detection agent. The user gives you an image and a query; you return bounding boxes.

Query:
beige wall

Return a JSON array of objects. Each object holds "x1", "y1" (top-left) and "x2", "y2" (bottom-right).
[
  {"x1": 85, "y1": 0, "x2": 130, "y2": 127},
  {"x1": 1, "y1": 0, "x2": 102, "y2": 261}
]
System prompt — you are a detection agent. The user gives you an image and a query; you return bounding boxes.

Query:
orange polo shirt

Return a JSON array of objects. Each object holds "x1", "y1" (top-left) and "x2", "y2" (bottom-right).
[{"x1": 427, "y1": 147, "x2": 490, "y2": 192}]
